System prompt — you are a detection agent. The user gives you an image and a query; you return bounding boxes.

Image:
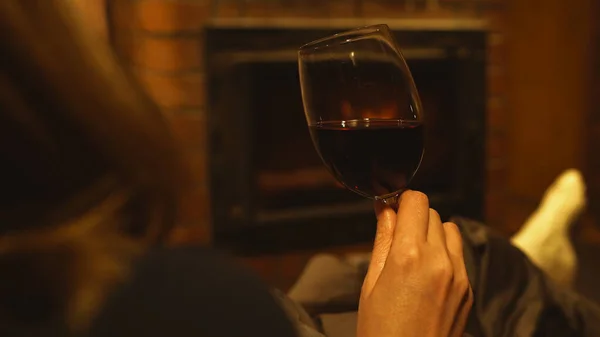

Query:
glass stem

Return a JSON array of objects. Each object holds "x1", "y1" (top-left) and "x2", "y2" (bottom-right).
[{"x1": 382, "y1": 194, "x2": 399, "y2": 212}]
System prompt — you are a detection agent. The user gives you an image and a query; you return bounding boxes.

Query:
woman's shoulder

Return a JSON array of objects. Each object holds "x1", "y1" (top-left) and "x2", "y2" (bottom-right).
[{"x1": 87, "y1": 246, "x2": 298, "y2": 337}]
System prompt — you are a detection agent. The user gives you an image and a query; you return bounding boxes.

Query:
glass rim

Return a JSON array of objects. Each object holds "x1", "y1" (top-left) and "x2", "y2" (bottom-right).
[{"x1": 298, "y1": 24, "x2": 392, "y2": 55}]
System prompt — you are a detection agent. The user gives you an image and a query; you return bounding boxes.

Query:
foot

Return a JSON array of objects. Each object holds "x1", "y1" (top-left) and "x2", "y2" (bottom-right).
[{"x1": 511, "y1": 169, "x2": 586, "y2": 287}]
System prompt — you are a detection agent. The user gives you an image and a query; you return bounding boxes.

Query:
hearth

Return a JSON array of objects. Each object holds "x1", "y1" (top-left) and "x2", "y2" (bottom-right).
[{"x1": 206, "y1": 23, "x2": 487, "y2": 253}]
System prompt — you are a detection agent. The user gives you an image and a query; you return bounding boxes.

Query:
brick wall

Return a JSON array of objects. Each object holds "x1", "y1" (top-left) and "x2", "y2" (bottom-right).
[{"x1": 108, "y1": 0, "x2": 507, "y2": 243}]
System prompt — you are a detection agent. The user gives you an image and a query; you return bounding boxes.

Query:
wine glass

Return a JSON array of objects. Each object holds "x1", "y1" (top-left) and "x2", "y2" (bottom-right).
[{"x1": 298, "y1": 24, "x2": 424, "y2": 209}]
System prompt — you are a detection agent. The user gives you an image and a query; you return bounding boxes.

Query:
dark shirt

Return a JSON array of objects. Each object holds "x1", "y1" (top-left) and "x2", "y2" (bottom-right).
[{"x1": 87, "y1": 247, "x2": 298, "y2": 337}]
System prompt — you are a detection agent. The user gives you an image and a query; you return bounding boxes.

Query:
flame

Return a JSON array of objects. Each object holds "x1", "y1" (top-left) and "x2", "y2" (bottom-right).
[{"x1": 340, "y1": 100, "x2": 398, "y2": 120}]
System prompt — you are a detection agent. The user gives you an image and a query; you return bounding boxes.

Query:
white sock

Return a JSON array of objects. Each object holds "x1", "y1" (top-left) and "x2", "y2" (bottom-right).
[{"x1": 510, "y1": 169, "x2": 586, "y2": 287}]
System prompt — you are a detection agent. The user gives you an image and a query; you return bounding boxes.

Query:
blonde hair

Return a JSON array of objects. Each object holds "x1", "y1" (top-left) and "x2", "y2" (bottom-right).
[{"x1": 0, "y1": 0, "x2": 189, "y2": 333}]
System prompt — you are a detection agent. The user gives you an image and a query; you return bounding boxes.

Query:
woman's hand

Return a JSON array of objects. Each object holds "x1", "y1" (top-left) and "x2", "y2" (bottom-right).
[{"x1": 357, "y1": 191, "x2": 473, "y2": 337}]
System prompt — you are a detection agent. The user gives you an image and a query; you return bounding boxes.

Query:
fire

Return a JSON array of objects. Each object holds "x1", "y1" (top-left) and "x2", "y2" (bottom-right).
[{"x1": 340, "y1": 100, "x2": 399, "y2": 120}]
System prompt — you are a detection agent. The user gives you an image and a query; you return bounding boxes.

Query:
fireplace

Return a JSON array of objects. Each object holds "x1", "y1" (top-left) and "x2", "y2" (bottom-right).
[{"x1": 205, "y1": 23, "x2": 487, "y2": 253}]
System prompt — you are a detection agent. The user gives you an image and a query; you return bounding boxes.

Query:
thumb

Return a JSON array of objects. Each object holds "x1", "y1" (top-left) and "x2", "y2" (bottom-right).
[{"x1": 362, "y1": 201, "x2": 396, "y2": 297}]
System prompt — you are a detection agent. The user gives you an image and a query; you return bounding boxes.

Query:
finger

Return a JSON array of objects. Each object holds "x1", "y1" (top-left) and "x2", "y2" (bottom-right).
[
  {"x1": 443, "y1": 221, "x2": 472, "y2": 337},
  {"x1": 363, "y1": 201, "x2": 397, "y2": 296},
  {"x1": 373, "y1": 198, "x2": 386, "y2": 217},
  {"x1": 393, "y1": 190, "x2": 429, "y2": 245},
  {"x1": 443, "y1": 222, "x2": 465, "y2": 263},
  {"x1": 426, "y1": 208, "x2": 446, "y2": 245},
  {"x1": 450, "y1": 285, "x2": 474, "y2": 337}
]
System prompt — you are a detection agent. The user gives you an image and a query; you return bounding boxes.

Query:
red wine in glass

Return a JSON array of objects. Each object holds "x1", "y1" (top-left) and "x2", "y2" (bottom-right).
[
  {"x1": 309, "y1": 119, "x2": 424, "y2": 199},
  {"x1": 298, "y1": 24, "x2": 424, "y2": 208}
]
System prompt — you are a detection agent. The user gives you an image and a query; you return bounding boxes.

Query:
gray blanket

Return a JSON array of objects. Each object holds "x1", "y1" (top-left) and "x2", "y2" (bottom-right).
[{"x1": 274, "y1": 217, "x2": 600, "y2": 337}]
